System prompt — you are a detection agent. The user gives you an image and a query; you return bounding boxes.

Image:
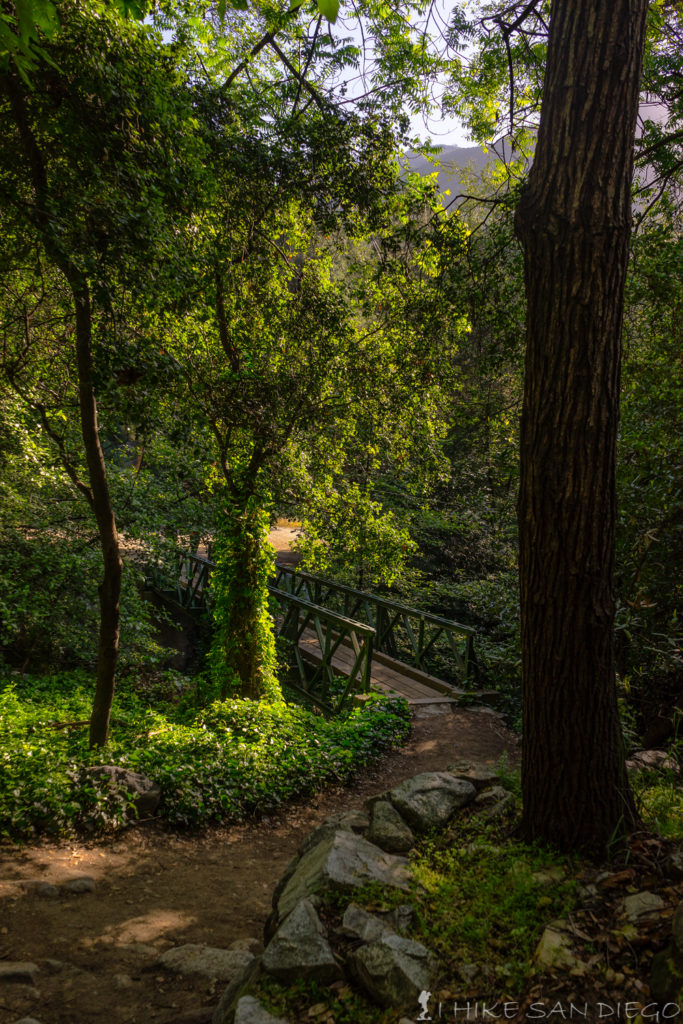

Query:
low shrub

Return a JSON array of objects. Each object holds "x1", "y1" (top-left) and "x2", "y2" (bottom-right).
[{"x1": 0, "y1": 671, "x2": 410, "y2": 840}]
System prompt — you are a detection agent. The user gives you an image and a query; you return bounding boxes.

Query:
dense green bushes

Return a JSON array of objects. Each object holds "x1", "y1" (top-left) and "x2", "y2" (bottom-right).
[{"x1": 0, "y1": 671, "x2": 410, "y2": 840}]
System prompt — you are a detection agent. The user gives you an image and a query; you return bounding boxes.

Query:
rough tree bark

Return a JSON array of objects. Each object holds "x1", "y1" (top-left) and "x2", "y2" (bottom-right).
[{"x1": 514, "y1": 0, "x2": 649, "y2": 852}]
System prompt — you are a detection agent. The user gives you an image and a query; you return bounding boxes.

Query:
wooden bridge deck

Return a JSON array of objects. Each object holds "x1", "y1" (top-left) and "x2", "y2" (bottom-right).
[{"x1": 297, "y1": 629, "x2": 464, "y2": 706}]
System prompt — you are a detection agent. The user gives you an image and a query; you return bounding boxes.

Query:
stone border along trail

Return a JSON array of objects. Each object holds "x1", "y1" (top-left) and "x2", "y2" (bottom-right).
[{"x1": 0, "y1": 705, "x2": 517, "y2": 1024}]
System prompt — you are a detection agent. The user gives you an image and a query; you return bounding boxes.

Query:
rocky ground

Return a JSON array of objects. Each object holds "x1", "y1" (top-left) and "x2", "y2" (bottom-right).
[{"x1": 0, "y1": 706, "x2": 516, "y2": 1024}]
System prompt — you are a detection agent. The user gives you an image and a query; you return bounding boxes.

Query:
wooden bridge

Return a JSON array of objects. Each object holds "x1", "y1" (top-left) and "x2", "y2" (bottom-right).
[{"x1": 152, "y1": 551, "x2": 482, "y2": 716}]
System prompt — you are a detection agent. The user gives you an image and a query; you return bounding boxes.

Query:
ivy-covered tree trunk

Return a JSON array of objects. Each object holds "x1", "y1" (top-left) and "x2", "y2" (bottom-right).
[
  {"x1": 514, "y1": 0, "x2": 648, "y2": 851},
  {"x1": 210, "y1": 494, "x2": 280, "y2": 702}
]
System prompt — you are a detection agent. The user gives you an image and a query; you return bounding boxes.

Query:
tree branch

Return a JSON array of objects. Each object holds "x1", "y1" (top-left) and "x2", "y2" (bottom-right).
[{"x1": 268, "y1": 37, "x2": 327, "y2": 113}]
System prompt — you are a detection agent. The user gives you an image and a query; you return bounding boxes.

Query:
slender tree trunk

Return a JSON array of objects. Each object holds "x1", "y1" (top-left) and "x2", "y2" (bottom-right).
[
  {"x1": 68, "y1": 272, "x2": 123, "y2": 747},
  {"x1": 5, "y1": 75, "x2": 122, "y2": 747},
  {"x1": 514, "y1": 0, "x2": 648, "y2": 852}
]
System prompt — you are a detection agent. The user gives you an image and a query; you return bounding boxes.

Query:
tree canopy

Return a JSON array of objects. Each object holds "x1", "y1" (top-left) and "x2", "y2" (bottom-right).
[{"x1": 0, "y1": 0, "x2": 680, "y2": 860}]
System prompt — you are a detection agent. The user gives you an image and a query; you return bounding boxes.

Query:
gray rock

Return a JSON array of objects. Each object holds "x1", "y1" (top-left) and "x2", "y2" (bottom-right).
[
  {"x1": 213, "y1": 958, "x2": 263, "y2": 1024},
  {"x1": 0, "y1": 963, "x2": 39, "y2": 985},
  {"x1": 19, "y1": 880, "x2": 59, "y2": 899},
  {"x1": 447, "y1": 766, "x2": 500, "y2": 791},
  {"x1": 159, "y1": 944, "x2": 254, "y2": 982},
  {"x1": 265, "y1": 816, "x2": 366, "y2": 940},
  {"x1": 340, "y1": 903, "x2": 393, "y2": 943},
  {"x1": 367, "y1": 801, "x2": 415, "y2": 854},
  {"x1": 11, "y1": 1019, "x2": 43, "y2": 1024},
  {"x1": 87, "y1": 766, "x2": 161, "y2": 816},
  {"x1": 335, "y1": 810, "x2": 370, "y2": 834},
  {"x1": 534, "y1": 927, "x2": 576, "y2": 971},
  {"x1": 233, "y1": 996, "x2": 289, "y2": 1024},
  {"x1": 297, "y1": 815, "x2": 359, "y2": 859},
  {"x1": 262, "y1": 898, "x2": 341, "y2": 984},
  {"x1": 60, "y1": 876, "x2": 96, "y2": 895},
  {"x1": 114, "y1": 973, "x2": 134, "y2": 989},
  {"x1": 346, "y1": 932, "x2": 437, "y2": 1009},
  {"x1": 626, "y1": 750, "x2": 679, "y2": 773},
  {"x1": 474, "y1": 786, "x2": 509, "y2": 806},
  {"x1": 388, "y1": 772, "x2": 476, "y2": 831},
  {"x1": 275, "y1": 830, "x2": 410, "y2": 924},
  {"x1": 620, "y1": 891, "x2": 665, "y2": 922}
]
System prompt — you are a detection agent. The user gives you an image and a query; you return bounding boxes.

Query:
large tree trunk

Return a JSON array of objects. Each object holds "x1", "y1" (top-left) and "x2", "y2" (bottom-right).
[{"x1": 514, "y1": 0, "x2": 648, "y2": 852}]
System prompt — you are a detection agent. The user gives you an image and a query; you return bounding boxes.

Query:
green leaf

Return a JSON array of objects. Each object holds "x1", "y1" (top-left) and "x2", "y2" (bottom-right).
[
  {"x1": 227, "y1": 0, "x2": 249, "y2": 9},
  {"x1": 316, "y1": 0, "x2": 339, "y2": 23}
]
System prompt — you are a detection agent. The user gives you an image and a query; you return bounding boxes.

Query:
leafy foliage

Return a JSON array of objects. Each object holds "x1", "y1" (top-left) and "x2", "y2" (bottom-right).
[{"x1": 0, "y1": 671, "x2": 410, "y2": 839}]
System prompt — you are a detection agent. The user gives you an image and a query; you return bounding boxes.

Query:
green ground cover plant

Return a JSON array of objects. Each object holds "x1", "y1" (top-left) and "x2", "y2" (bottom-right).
[
  {"x1": 632, "y1": 759, "x2": 683, "y2": 842},
  {"x1": 0, "y1": 671, "x2": 410, "y2": 840}
]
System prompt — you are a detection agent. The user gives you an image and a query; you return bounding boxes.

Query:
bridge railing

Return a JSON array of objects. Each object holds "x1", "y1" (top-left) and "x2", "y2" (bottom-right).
[
  {"x1": 149, "y1": 550, "x2": 375, "y2": 715},
  {"x1": 273, "y1": 565, "x2": 476, "y2": 685},
  {"x1": 268, "y1": 588, "x2": 375, "y2": 715}
]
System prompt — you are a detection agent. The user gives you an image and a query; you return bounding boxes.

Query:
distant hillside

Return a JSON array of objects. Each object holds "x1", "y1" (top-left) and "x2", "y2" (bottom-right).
[{"x1": 406, "y1": 141, "x2": 517, "y2": 198}]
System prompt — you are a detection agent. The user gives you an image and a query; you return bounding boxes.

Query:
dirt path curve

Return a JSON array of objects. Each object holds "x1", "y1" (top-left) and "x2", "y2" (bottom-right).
[{"x1": 0, "y1": 707, "x2": 517, "y2": 1024}]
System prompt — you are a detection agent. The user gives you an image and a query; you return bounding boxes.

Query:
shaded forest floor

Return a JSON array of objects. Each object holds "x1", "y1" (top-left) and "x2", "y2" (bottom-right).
[{"x1": 0, "y1": 706, "x2": 516, "y2": 1024}]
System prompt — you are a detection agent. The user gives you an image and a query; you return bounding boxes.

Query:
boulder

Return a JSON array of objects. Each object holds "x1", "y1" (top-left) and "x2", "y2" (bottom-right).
[
  {"x1": 367, "y1": 801, "x2": 415, "y2": 854},
  {"x1": 274, "y1": 830, "x2": 410, "y2": 925},
  {"x1": 447, "y1": 766, "x2": 500, "y2": 792},
  {"x1": 159, "y1": 944, "x2": 254, "y2": 982},
  {"x1": 388, "y1": 773, "x2": 476, "y2": 831},
  {"x1": 339, "y1": 903, "x2": 393, "y2": 943},
  {"x1": 266, "y1": 816, "x2": 368, "y2": 939},
  {"x1": 262, "y1": 898, "x2": 341, "y2": 984},
  {"x1": 87, "y1": 766, "x2": 161, "y2": 816},
  {"x1": 346, "y1": 932, "x2": 437, "y2": 1009},
  {"x1": 233, "y1": 996, "x2": 289, "y2": 1024}
]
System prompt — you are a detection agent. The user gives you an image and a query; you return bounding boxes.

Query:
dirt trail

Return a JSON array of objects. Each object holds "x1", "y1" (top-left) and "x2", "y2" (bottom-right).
[{"x1": 0, "y1": 707, "x2": 517, "y2": 1024}]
